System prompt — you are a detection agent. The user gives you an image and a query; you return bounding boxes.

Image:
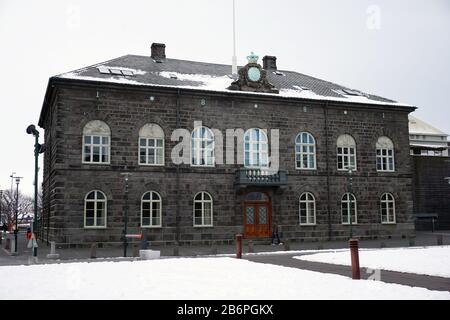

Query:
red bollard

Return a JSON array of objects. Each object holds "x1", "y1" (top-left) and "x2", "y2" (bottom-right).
[
  {"x1": 236, "y1": 234, "x2": 243, "y2": 259},
  {"x1": 349, "y1": 238, "x2": 360, "y2": 280}
]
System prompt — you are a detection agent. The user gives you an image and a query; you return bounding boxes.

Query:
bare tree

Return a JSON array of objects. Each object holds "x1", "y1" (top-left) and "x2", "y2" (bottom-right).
[{"x1": 0, "y1": 189, "x2": 33, "y2": 231}]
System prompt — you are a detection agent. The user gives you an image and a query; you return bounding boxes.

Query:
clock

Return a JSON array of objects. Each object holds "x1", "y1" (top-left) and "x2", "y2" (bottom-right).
[{"x1": 247, "y1": 67, "x2": 261, "y2": 82}]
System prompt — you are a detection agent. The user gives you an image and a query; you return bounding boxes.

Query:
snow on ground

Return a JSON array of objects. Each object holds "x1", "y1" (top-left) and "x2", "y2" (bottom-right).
[
  {"x1": 295, "y1": 246, "x2": 450, "y2": 278},
  {"x1": 0, "y1": 257, "x2": 448, "y2": 300}
]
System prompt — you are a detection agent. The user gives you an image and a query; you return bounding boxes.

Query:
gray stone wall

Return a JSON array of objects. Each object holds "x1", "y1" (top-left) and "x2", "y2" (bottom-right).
[{"x1": 40, "y1": 82, "x2": 415, "y2": 246}]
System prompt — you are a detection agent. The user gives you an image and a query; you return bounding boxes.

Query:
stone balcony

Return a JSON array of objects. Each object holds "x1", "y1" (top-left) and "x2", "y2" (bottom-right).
[{"x1": 235, "y1": 168, "x2": 288, "y2": 187}]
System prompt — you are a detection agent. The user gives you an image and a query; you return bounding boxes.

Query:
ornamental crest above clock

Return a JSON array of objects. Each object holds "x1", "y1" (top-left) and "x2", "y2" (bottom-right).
[{"x1": 228, "y1": 52, "x2": 279, "y2": 94}]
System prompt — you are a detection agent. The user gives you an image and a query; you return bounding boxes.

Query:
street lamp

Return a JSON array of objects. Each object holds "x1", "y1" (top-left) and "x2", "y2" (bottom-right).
[
  {"x1": 26, "y1": 124, "x2": 45, "y2": 257},
  {"x1": 346, "y1": 166, "x2": 355, "y2": 239},
  {"x1": 14, "y1": 177, "x2": 23, "y2": 253},
  {"x1": 9, "y1": 172, "x2": 16, "y2": 195},
  {"x1": 0, "y1": 189, "x2": 3, "y2": 228},
  {"x1": 120, "y1": 172, "x2": 132, "y2": 257}
]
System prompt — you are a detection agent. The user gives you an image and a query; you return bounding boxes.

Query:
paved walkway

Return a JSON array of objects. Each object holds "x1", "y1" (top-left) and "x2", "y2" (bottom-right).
[{"x1": 246, "y1": 253, "x2": 450, "y2": 292}]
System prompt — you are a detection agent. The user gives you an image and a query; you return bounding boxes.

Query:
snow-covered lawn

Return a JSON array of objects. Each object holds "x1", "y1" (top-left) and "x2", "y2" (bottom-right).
[
  {"x1": 295, "y1": 246, "x2": 450, "y2": 278},
  {"x1": 0, "y1": 257, "x2": 449, "y2": 299}
]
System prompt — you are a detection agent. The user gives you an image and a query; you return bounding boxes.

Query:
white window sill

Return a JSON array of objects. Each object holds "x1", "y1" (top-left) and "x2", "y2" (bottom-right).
[
  {"x1": 82, "y1": 162, "x2": 111, "y2": 165},
  {"x1": 299, "y1": 223, "x2": 317, "y2": 226},
  {"x1": 193, "y1": 225, "x2": 214, "y2": 228},
  {"x1": 341, "y1": 223, "x2": 358, "y2": 225},
  {"x1": 381, "y1": 222, "x2": 396, "y2": 225},
  {"x1": 139, "y1": 163, "x2": 165, "y2": 167},
  {"x1": 141, "y1": 225, "x2": 162, "y2": 229},
  {"x1": 84, "y1": 226, "x2": 107, "y2": 229}
]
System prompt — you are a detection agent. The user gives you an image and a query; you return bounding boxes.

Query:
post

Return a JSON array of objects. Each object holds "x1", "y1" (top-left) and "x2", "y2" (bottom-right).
[
  {"x1": 33, "y1": 132, "x2": 39, "y2": 256},
  {"x1": 349, "y1": 239, "x2": 360, "y2": 280},
  {"x1": 347, "y1": 167, "x2": 354, "y2": 239},
  {"x1": 235, "y1": 233, "x2": 242, "y2": 259},
  {"x1": 121, "y1": 172, "x2": 131, "y2": 258},
  {"x1": 14, "y1": 178, "x2": 20, "y2": 253}
]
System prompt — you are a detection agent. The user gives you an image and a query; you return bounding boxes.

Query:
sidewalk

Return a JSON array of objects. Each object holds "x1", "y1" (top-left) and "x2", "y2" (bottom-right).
[
  {"x1": 1, "y1": 230, "x2": 449, "y2": 266},
  {"x1": 245, "y1": 253, "x2": 450, "y2": 292}
]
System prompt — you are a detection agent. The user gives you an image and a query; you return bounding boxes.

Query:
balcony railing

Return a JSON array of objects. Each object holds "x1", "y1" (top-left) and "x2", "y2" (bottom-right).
[{"x1": 235, "y1": 168, "x2": 288, "y2": 186}]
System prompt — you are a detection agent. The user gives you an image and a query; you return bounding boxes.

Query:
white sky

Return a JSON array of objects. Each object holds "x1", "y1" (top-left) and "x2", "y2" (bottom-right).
[{"x1": 0, "y1": 0, "x2": 449, "y2": 196}]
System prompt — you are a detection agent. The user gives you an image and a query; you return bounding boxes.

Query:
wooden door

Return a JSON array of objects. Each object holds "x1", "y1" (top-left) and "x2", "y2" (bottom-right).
[{"x1": 244, "y1": 201, "x2": 271, "y2": 238}]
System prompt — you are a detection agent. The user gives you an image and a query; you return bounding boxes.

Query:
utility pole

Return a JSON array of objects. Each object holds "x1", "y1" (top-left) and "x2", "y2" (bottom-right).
[
  {"x1": 0, "y1": 189, "x2": 3, "y2": 227},
  {"x1": 121, "y1": 172, "x2": 131, "y2": 257}
]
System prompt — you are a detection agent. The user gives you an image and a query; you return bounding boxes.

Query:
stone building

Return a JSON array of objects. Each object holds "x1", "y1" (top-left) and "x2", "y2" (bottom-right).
[{"x1": 38, "y1": 43, "x2": 416, "y2": 247}]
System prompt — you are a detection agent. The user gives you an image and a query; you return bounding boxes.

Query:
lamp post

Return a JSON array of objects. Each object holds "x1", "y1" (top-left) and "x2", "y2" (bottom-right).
[
  {"x1": 10, "y1": 172, "x2": 16, "y2": 195},
  {"x1": 14, "y1": 177, "x2": 23, "y2": 253},
  {"x1": 0, "y1": 189, "x2": 3, "y2": 228},
  {"x1": 347, "y1": 166, "x2": 354, "y2": 239},
  {"x1": 121, "y1": 172, "x2": 131, "y2": 257},
  {"x1": 26, "y1": 124, "x2": 45, "y2": 257}
]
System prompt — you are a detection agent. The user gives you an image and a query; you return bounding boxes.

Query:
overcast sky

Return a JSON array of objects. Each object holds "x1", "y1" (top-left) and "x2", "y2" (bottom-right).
[{"x1": 0, "y1": 0, "x2": 449, "y2": 195}]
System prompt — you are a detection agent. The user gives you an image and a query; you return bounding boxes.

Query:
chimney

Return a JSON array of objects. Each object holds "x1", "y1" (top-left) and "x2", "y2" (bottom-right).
[
  {"x1": 263, "y1": 56, "x2": 277, "y2": 70},
  {"x1": 151, "y1": 43, "x2": 166, "y2": 60}
]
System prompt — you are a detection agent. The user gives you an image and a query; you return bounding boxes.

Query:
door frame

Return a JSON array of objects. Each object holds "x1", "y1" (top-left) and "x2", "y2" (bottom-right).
[{"x1": 242, "y1": 192, "x2": 272, "y2": 238}]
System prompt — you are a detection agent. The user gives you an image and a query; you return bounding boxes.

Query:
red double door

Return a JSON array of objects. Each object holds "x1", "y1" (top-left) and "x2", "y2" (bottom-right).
[{"x1": 244, "y1": 201, "x2": 271, "y2": 238}]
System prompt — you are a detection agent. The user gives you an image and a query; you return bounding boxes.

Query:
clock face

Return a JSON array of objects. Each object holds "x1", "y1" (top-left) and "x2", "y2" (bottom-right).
[{"x1": 247, "y1": 67, "x2": 261, "y2": 82}]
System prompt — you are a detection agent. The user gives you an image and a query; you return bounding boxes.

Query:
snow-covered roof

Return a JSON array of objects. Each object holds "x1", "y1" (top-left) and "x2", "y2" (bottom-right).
[
  {"x1": 53, "y1": 54, "x2": 413, "y2": 107},
  {"x1": 409, "y1": 115, "x2": 448, "y2": 136}
]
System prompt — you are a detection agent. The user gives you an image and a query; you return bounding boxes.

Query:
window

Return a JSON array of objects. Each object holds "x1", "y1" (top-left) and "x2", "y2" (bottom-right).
[
  {"x1": 381, "y1": 193, "x2": 396, "y2": 224},
  {"x1": 341, "y1": 193, "x2": 357, "y2": 225},
  {"x1": 337, "y1": 134, "x2": 357, "y2": 171},
  {"x1": 141, "y1": 191, "x2": 162, "y2": 227},
  {"x1": 82, "y1": 120, "x2": 111, "y2": 164},
  {"x1": 244, "y1": 128, "x2": 269, "y2": 168},
  {"x1": 295, "y1": 132, "x2": 316, "y2": 169},
  {"x1": 84, "y1": 190, "x2": 107, "y2": 228},
  {"x1": 193, "y1": 192, "x2": 213, "y2": 227},
  {"x1": 191, "y1": 127, "x2": 215, "y2": 166},
  {"x1": 299, "y1": 192, "x2": 316, "y2": 225},
  {"x1": 376, "y1": 136, "x2": 395, "y2": 172},
  {"x1": 139, "y1": 124, "x2": 164, "y2": 165}
]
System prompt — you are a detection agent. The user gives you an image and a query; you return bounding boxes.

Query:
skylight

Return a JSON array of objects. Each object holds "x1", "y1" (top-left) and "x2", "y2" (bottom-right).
[
  {"x1": 96, "y1": 66, "x2": 136, "y2": 77},
  {"x1": 273, "y1": 71, "x2": 285, "y2": 76}
]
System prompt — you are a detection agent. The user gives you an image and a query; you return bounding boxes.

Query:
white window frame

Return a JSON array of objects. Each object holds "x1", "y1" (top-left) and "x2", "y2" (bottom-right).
[
  {"x1": 138, "y1": 124, "x2": 165, "y2": 166},
  {"x1": 337, "y1": 134, "x2": 357, "y2": 171},
  {"x1": 295, "y1": 132, "x2": 317, "y2": 170},
  {"x1": 299, "y1": 192, "x2": 316, "y2": 225},
  {"x1": 244, "y1": 128, "x2": 269, "y2": 168},
  {"x1": 380, "y1": 193, "x2": 396, "y2": 224},
  {"x1": 141, "y1": 191, "x2": 162, "y2": 228},
  {"x1": 193, "y1": 192, "x2": 213, "y2": 227},
  {"x1": 376, "y1": 136, "x2": 395, "y2": 172},
  {"x1": 191, "y1": 127, "x2": 215, "y2": 167},
  {"x1": 82, "y1": 120, "x2": 111, "y2": 165},
  {"x1": 341, "y1": 193, "x2": 358, "y2": 225},
  {"x1": 84, "y1": 190, "x2": 107, "y2": 229}
]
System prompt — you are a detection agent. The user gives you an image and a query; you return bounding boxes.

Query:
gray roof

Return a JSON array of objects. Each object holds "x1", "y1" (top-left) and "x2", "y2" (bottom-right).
[{"x1": 54, "y1": 54, "x2": 412, "y2": 107}]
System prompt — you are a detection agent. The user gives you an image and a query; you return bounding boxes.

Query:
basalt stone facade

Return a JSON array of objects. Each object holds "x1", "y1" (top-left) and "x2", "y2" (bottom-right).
[{"x1": 38, "y1": 47, "x2": 416, "y2": 246}]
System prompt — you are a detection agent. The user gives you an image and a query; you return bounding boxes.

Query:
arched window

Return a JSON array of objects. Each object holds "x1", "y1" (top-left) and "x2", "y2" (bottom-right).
[
  {"x1": 337, "y1": 134, "x2": 357, "y2": 171},
  {"x1": 84, "y1": 190, "x2": 107, "y2": 228},
  {"x1": 295, "y1": 132, "x2": 316, "y2": 170},
  {"x1": 244, "y1": 128, "x2": 269, "y2": 168},
  {"x1": 141, "y1": 191, "x2": 162, "y2": 227},
  {"x1": 299, "y1": 192, "x2": 316, "y2": 225},
  {"x1": 82, "y1": 120, "x2": 111, "y2": 164},
  {"x1": 381, "y1": 193, "x2": 396, "y2": 224},
  {"x1": 191, "y1": 127, "x2": 215, "y2": 166},
  {"x1": 139, "y1": 124, "x2": 164, "y2": 165},
  {"x1": 341, "y1": 193, "x2": 357, "y2": 225},
  {"x1": 376, "y1": 137, "x2": 395, "y2": 172},
  {"x1": 193, "y1": 192, "x2": 213, "y2": 227}
]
